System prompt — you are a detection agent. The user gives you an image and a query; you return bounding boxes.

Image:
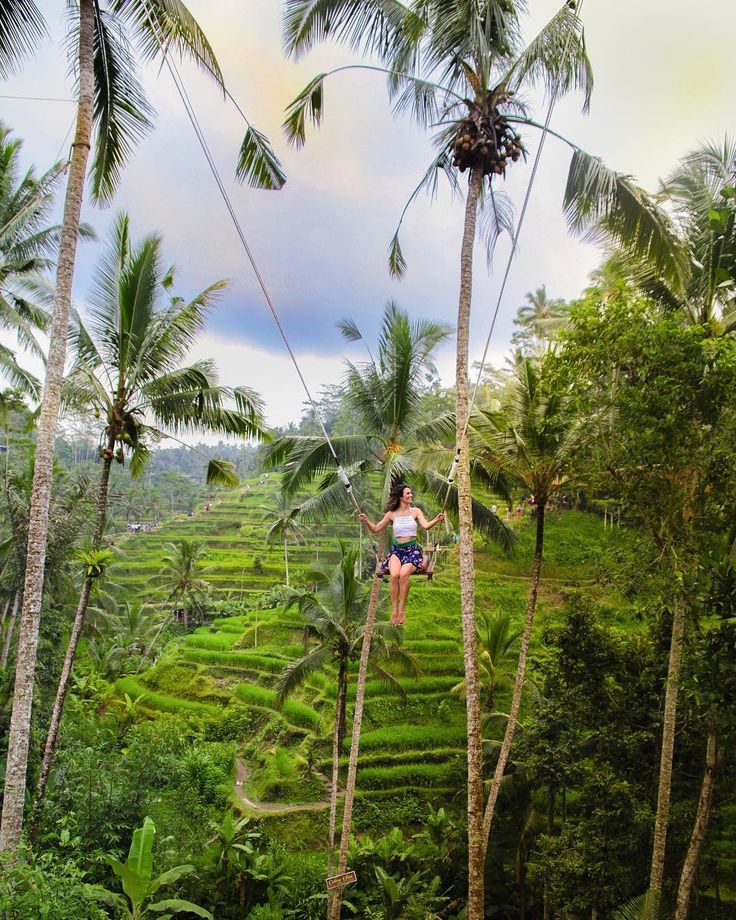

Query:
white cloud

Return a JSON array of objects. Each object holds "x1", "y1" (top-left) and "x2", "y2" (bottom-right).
[{"x1": 188, "y1": 332, "x2": 347, "y2": 430}]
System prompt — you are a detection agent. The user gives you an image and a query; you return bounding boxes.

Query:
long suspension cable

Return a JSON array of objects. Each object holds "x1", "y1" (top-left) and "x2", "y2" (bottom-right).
[
  {"x1": 137, "y1": 0, "x2": 368, "y2": 518},
  {"x1": 441, "y1": 0, "x2": 588, "y2": 512}
]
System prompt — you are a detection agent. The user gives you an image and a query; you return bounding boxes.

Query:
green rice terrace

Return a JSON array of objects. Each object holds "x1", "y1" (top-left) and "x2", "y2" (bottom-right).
[{"x1": 109, "y1": 480, "x2": 646, "y2": 829}]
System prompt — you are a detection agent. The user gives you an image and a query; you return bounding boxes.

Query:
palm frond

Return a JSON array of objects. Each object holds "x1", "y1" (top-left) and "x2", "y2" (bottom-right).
[
  {"x1": 282, "y1": 73, "x2": 325, "y2": 148},
  {"x1": 0, "y1": 342, "x2": 40, "y2": 397},
  {"x1": 0, "y1": 0, "x2": 47, "y2": 78},
  {"x1": 266, "y1": 434, "x2": 372, "y2": 495},
  {"x1": 90, "y1": 8, "x2": 154, "y2": 203},
  {"x1": 236, "y1": 124, "x2": 286, "y2": 190},
  {"x1": 477, "y1": 182, "x2": 515, "y2": 265},
  {"x1": 507, "y1": 4, "x2": 593, "y2": 111},
  {"x1": 421, "y1": 469, "x2": 514, "y2": 552},
  {"x1": 387, "y1": 150, "x2": 461, "y2": 278},
  {"x1": 564, "y1": 148, "x2": 689, "y2": 294},
  {"x1": 206, "y1": 458, "x2": 238, "y2": 488},
  {"x1": 275, "y1": 645, "x2": 332, "y2": 702},
  {"x1": 116, "y1": 0, "x2": 225, "y2": 90},
  {"x1": 283, "y1": 0, "x2": 409, "y2": 61}
]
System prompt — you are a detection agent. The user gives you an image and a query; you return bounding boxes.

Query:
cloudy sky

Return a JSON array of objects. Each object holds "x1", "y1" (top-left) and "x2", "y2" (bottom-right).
[{"x1": 4, "y1": 0, "x2": 735, "y2": 428}]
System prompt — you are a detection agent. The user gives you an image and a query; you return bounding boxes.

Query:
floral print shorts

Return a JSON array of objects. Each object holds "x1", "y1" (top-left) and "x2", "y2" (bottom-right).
[{"x1": 382, "y1": 541, "x2": 424, "y2": 571}]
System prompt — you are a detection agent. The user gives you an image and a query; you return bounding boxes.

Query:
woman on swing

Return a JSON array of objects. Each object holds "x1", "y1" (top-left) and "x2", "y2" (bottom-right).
[{"x1": 359, "y1": 482, "x2": 444, "y2": 626}]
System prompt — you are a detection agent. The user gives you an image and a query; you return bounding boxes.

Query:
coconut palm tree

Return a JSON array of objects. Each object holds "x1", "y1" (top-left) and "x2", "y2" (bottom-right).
[
  {"x1": 0, "y1": 1, "x2": 283, "y2": 850},
  {"x1": 595, "y1": 137, "x2": 735, "y2": 329},
  {"x1": 266, "y1": 301, "x2": 511, "y2": 546},
  {"x1": 31, "y1": 213, "x2": 264, "y2": 825},
  {"x1": 512, "y1": 286, "x2": 571, "y2": 352},
  {"x1": 470, "y1": 351, "x2": 582, "y2": 850},
  {"x1": 0, "y1": 123, "x2": 61, "y2": 397},
  {"x1": 282, "y1": 5, "x2": 681, "y2": 910},
  {"x1": 260, "y1": 494, "x2": 311, "y2": 586}
]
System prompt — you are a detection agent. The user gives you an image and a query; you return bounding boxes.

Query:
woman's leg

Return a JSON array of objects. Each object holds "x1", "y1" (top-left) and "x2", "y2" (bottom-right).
[
  {"x1": 396, "y1": 562, "x2": 416, "y2": 624},
  {"x1": 388, "y1": 555, "x2": 401, "y2": 624}
]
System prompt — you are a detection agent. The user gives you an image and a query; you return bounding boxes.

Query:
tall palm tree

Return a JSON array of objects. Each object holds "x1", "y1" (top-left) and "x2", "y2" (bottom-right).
[
  {"x1": 0, "y1": 123, "x2": 60, "y2": 397},
  {"x1": 470, "y1": 351, "x2": 582, "y2": 851},
  {"x1": 32, "y1": 213, "x2": 264, "y2": 823},
  {"x1": 277, "y1": 542, "x2": 415, "y2": 748},
  {"x1": 282, "y1": 5, "x2": 680, "y2": 911},
  {"x1": 512, "y1": 286, "x2": 571, "y2": 352},
  {"x1": 0, "y1": 1, "x2": 283, "y2": 850},
  {"x1": 260, "y1": 493, "x2": 311, "y2": 587}
]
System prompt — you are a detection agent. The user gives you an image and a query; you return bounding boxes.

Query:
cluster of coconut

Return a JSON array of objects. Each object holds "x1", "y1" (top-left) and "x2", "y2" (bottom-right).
[{"x1": 451, "y1": 117, "x2": 524, "y2": 176}]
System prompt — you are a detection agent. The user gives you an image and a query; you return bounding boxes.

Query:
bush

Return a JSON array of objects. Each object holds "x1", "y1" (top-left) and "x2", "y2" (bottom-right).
[{"x1": 0, "y1": 850, "x2": 107, "y2": 920}]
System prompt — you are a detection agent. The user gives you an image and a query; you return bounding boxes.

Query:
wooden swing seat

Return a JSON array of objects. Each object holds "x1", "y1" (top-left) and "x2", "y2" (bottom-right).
[{"x1": 374, "y1": 545, "x2": 442, "y2": 581}]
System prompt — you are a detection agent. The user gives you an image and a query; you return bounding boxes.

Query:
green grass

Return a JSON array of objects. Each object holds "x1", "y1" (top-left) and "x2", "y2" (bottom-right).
[
  {"x1": 233, "y1": 683, "x2": 321, "y2": 729},
  {"x1": 354, "y1": 724, "x2": 468, "y2": 752},
  {"x1": 115, "y1": 677, "x2": 219, "y2": 715},
  {"x1": 181, "y1": 648, "x2": 291, "y2": 673}
]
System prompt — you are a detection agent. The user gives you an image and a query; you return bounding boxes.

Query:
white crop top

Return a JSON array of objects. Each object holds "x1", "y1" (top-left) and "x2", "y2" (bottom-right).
[{"x1": 392, "y1": 512, "x2": 417, "y2": 539}]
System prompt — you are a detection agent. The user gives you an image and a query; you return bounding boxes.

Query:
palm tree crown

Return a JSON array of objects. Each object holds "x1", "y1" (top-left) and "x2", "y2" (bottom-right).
[
  {"x1": 0, "y1": 124, "x2": 61, "y2": 396},
  {"x1": 267, "y1": 302, "x2": 511, "y2": 545},
  {"x1": 63, "y1": 212, "x2": 264, "y2": 485}
]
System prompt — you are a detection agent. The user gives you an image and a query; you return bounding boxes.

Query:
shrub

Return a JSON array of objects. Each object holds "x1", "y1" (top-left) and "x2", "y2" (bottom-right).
[{"x1": 0, "y1": 850, "x2": 107, "y2": 920}]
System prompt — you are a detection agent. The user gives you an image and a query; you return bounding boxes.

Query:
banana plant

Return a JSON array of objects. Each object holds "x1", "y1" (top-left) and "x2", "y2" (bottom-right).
[{"x1": 87, "y1": 816, "x2": 212, "y2": 919}]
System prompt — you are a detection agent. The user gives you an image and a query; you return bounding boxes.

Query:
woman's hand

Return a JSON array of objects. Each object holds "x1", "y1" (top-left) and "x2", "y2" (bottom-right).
[{"x1": 437, "y1": 512, "x2": 445, "y2": 523}]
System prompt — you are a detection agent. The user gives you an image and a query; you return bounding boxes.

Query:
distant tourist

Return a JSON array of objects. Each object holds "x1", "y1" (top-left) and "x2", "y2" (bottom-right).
[{"x1": 358, "y1": 482, "x2": 444, "y2": 626}]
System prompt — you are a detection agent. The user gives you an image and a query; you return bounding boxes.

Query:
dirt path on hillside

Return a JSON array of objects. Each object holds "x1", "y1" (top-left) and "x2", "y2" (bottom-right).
[{"x1": 234, "y1": 757, "x2": 341, "y2": 815}]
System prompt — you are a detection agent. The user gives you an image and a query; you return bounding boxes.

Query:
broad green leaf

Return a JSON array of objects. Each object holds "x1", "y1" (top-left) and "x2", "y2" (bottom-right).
[
  {"x1": 147, "y1": 865, "x2": 194, "y2": 897},
  {"x1": 125, "y1": 816, "x2": 156, "y2": 903},
  {"x1": 146, "y1": 898, "x2": 213, "y2": 918}
]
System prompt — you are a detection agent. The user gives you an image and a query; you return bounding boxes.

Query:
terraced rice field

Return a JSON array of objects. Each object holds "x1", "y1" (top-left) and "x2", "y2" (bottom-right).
[{"x1": 111, "y1": 480, "x2": 627, "y2": 828}]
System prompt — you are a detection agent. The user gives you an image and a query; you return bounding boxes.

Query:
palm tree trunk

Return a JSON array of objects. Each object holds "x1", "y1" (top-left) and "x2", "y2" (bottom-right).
[
  {"x1": 674, "y1": 719, "x2": 720, "y2": 920},
  {"x1": 284, "y1": 536, "x2": 289, "y2": 586},
  {"x1": 649, "y1": 593, "x2": 686, "y2": 894},
  {"x1": 327, "y1": 573, "x2": 381, "y2": 920},
  {"x1": 32, "y1": 448, "x2": 114, "y2": 831},
  {"x1": 0, "y1": 0, "x2": 95, "y2": 853},
  {"x1": 327, "y1": 665, "x2": 347, "y2": 877},
  {"x1": 1, "y1": 593, "x2": 19, "y2": 670},
  {"x1": 483, "y1": 505, "x2": 545, "y2": 852},
  {"x1": 455, "y1": 165, "x2": 486, "y2": 920}
]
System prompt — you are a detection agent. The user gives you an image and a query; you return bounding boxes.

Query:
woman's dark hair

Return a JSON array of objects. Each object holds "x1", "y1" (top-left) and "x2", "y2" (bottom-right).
[{"x1": 385, "y1": 482, "x2": 410, "y2": 512}]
